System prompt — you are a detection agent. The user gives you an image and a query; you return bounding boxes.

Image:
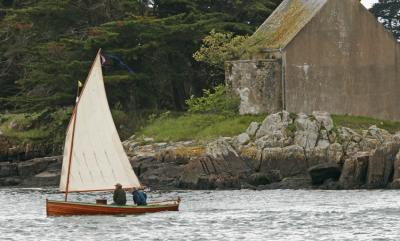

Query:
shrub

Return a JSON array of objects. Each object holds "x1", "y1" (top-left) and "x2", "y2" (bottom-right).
[{"x1": 185, "y1": 85, "x2": 239, "y2": 115}]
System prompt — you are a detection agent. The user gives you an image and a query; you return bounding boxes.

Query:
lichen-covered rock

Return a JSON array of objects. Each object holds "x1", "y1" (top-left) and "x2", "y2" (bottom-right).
[
  {"x1": 294, "y1": 113, "x2": 319, "y2": 150},
  {"x1": 179, "y1": 138, "x2": 250, "y2": 189},
  {"x1": 317, "y1": 139, "x2": 330, "y2": 149},
  {"x1": 366, "y1": 125, "x2": 392, "y2": 143},
  {"x1": 239, "y1": 146, "x2": 260, "y2": 170},
  {"x1": 246, "y1": 122, "x2": 260, "y2": 137},
  {"x1": 339, "y1": 152, "x2": 369, "y2": 189},
  {"x1": 328, "y1": 143, "x2": 344, "y2": 164},
  {"x1": 206, "y1": 138, "x2": 251, "y2": 175},
  {"x1": 207, "y1": 138, "x2": 238, "y2": 159},
  {"x1": 256, "y1": 111, "x2": 292, "y2": 139},
  {"x1": 232, "y1": 133, "x2": 250, "y2": 150},
  {"x1": 306, "y1": 143, "x2": 343, "y2": 167},
  {"x1": 359, "y1": 126, "x2": 393, "y2": 152},
  {"x1": 255, "y1": 132, "x2": 290, "y2": 149},
  {"x1": 338, "y1": 127, "x2": 361, "y2": 143},
  {"x1": 393, "y1": 151, "x2": 400, "y2": 180},
  {"x1": 308, "y1": 162, "x2": 341, "y2": 185},
  {"x1": 312, "y1": 111, "x2": 334, "y2": 131},
  {"x1": 367, "y1": 142, "x2": 400, "y2": 188},
  {"x1": 259, "y1": 145, "x2": 307, "y2": 177},
  {"x1": 306, "y1": 147, "x2": 329, "y2": 167},
  {"x1": 393, "y1": 132, "x2": 400, "y2": 144},
  {"x1": 156, "y1": 146, "x2": 205, "y2": 165}
]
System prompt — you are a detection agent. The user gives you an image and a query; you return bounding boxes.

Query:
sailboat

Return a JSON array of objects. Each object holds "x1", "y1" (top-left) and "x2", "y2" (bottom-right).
[{"x1": 46, "y1": 50, "x2": 180, "y2": 216}]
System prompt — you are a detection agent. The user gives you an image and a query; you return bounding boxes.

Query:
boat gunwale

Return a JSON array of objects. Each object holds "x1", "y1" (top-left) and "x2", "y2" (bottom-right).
[{"x1": 47, "y1": 200, "x2": 179, "y2": 209}]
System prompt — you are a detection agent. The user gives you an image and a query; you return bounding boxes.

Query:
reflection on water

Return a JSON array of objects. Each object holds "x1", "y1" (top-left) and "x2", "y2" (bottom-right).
[{"x1": 1, "y1": 188, "x2": 400, "y2": 240}]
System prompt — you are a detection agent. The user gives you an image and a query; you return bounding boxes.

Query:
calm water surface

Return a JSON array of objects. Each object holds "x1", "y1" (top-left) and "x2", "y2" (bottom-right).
[{"x1": 1, "y1": 188, "x2": 400, "y2": 240}]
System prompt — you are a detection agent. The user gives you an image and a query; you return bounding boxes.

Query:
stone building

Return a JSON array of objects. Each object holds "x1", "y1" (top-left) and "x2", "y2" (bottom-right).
[{"x1": 226, "y1": 0, "x2": 400, "y2": 120}]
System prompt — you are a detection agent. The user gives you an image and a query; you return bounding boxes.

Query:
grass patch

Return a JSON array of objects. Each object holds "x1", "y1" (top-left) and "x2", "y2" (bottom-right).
[
  {"x1": 135, "y1": 113, "x2": 400, "y2": 142},
  {"x1": 2, "y1": 128, "x2": 50, "y2": 140},
  {"x1": 332, "y1": 114, "x2": 400, "y2": 134},
  {"x1": 0, "y1": 113, "x2": 50, "y2": 142},
  {"x1": 135, "y1": 113, "x2": 265, "y2": 142}
]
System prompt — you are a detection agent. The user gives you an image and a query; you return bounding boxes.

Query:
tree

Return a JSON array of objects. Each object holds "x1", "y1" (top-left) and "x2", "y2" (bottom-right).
[
  {"x1": 0, "y1": 0, "x2": 282, "y2": 112},
  {"x1": 370, "y1": 0, "x2": 400, "y2": 40},
  {"x1": 193, "y1": 30, "x2": 248, "y2": 86}
]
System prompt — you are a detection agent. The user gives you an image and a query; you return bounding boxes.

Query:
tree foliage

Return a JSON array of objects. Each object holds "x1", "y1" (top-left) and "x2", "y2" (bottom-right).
[
  {"x1": 185, "y1": 85, "x2": 239, "y2": 115},
  {"x1": 370, "y1": 0, "x2": 400, "y2": 40},
  {"x1": 0, "y1": 0, "x2": 282, "y2": 113},
  {"x1": 193, "y1": 30, "x2": 248, "y2": 81}
]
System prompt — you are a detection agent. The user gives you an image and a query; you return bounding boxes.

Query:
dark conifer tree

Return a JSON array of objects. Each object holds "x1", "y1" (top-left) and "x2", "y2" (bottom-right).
[{"x1": 370, "y1": 0, "x2": 400, "y2": 40}]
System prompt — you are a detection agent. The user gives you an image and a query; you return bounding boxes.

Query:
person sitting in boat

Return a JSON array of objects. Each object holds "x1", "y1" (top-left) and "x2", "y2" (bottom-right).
[
  {"x1": 112, "y1": 183, "x2": 126, "y2": 205},
  {"x1": 132, "y1": 187, "x2": 147, "y2": 206}
]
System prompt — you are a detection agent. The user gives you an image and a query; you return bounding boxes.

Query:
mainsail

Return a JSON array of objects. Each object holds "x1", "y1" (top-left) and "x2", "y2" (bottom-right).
[{"x1": 59, "y1": 51, "x2": 140, "y2": 193}]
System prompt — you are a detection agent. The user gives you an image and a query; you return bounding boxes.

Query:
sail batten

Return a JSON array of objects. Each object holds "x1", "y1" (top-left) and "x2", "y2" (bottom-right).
[{"x1": 59, "y1": 52, "x2": 140, "y2": 193}]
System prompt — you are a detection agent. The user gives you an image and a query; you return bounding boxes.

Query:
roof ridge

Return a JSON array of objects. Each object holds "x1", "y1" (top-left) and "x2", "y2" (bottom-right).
[{"x1": 247, "y1": 0, "x2": 329, "y2": 50}]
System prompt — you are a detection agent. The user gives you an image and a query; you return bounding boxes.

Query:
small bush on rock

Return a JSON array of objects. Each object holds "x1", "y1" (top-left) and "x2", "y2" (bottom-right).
[{"x1": 185, "y1": 85, "x2": 239, "y2": 115}]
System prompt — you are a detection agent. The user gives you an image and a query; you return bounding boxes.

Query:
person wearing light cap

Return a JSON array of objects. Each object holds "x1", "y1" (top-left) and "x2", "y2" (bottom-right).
[{"x1": 112, "y1": 183, "x2": 126, "y2": 205}]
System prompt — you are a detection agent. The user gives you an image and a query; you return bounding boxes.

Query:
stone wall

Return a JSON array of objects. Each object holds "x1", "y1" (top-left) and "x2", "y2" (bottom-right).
[
  {"x1": 284, "y1": 0, "x2": 400, "y2": 120},
  {"x1": 225, "y1": 59, "x2": 282, "y2": 115}
]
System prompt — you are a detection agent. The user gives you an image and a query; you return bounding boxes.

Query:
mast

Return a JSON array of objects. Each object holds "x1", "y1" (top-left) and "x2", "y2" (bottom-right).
[
  {"x1": 64, "y1": 109, "x2": 77, "y2": 201},
  {"x1": 64, "y1": 49, "x2": 102, "y2": 201}
]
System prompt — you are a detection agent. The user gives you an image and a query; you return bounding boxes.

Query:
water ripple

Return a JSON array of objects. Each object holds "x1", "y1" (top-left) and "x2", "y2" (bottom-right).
[{"x1": 1, "y1": 188, "x2": 400, "y2": 240}]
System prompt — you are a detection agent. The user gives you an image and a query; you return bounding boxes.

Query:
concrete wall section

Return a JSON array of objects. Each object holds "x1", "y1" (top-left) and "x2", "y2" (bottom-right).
[
  {"x1": 225, "y1": 59, "x2": 282, "y2": 114},
  {"x1": 284, "y1": 0, "x2": 400, "y2": 120}
]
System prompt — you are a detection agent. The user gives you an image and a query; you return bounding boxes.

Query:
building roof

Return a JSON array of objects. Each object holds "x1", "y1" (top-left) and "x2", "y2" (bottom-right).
[{"x1": 247, "y1": 0, "x2": 328, "y2": 50}]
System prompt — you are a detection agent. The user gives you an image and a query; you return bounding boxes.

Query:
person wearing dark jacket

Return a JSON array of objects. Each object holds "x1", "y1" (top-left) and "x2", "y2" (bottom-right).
[
  {"x1": 112, "y1": 183, "x2": 126, "y2": 205},
  {"x1": 132, "y1": 187, "x2": 147, "y2": 206}
]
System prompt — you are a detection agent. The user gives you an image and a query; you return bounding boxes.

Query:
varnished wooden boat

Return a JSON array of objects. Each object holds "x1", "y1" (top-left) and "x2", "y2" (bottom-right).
[
  {"x1": 46, "y1": 199, "x2": 180, "y2": 216},
  {"x1": 46, "y1": 50, "x2": 181, "y2": 216}
]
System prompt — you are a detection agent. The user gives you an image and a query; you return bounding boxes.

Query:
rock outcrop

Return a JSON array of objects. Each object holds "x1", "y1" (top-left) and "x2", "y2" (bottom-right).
[
  {"x1": 3, "y1": 111, "x2": 400, "y2": 190},
  {"x1": 366, "y1": 142, "x2": 400, "y2": 188},
  {"x1": 0, "y1": 156, "x2": 62, "y2": 186},
  {"x1": 339, "y1": 152, "x2": 369, "y2": 189}
]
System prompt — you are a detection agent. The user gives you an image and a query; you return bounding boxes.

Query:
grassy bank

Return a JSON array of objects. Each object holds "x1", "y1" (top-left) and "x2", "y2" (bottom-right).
[
  {"x1": 135, "y1": 113, "x2": 400, "y2": 143},
  {"x1": 3, "y1": 110, "x2": 400, "y2": 145},
  {"x1": 135, "y1": 113, "x2": 265, "y2": 142},
  {"x1": 331, "y1": 114, "x2": 400, "y2": 134}
]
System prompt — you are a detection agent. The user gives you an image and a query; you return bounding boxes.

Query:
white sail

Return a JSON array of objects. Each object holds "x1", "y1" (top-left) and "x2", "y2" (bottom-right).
[{"x1": 59, "y1": 52, "x2": 141, "y2": 192}]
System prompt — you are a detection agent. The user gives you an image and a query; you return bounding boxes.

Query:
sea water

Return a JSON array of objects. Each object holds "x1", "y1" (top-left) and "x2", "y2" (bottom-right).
[{"x1": 1, "y1": 188, "x2": 400, "y2": 241}]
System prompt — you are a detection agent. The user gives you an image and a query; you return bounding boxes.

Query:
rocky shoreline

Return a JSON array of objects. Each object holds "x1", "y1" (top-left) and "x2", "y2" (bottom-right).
[{"x1": 2, "y1": 111, "x2": 400, "y2": 190}]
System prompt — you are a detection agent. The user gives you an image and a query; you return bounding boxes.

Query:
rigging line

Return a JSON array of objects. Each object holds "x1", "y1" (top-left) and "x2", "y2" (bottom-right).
[{"x1": 102, "y1": 53, "x2": 135, "y2": 74}]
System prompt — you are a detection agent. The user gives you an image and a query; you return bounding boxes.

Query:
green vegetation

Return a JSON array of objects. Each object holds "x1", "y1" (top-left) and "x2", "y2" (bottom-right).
[
  {"x1": 0, "y1": 0, "x2": 282, "y2": 113},
  {"x1": 193, "y1": 30, "x2": 249, "y2": 79},
  {"x1": 186, "y1": 85, "x2": 239, "y2": 115},
  {"x1": 0, "y1": 0, "x2": 398, "y2": 151},
  {"x1": 135, "y1": 113, "x2": 265, "y2": 142},
  {"x1": 370, "y1": 1, "x2": 400, "y2": 40},
  {"x1": 0, "y1": 108, "x2": 71, "y2": 143},
  {"x1": 134, "y1": 112, "x2": 400, "y2": 143},
  {"x1": 0, "y1": 0, "x2": 282, "y2": 151},
  {"x1": 332, "y1": 115, "x2": 400, "y2": 134}
]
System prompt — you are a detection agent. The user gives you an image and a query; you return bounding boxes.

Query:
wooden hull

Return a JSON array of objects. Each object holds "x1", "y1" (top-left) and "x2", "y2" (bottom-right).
[{"x1": 46, "y1": 199, "x2": 179, "y2": 216}]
